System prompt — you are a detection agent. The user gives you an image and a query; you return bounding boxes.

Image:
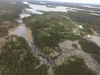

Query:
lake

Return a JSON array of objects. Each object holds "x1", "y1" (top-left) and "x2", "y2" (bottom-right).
[
  {"x1": 10, "y1": 26, "x2": 30, "y2": 39},
  {"x1": 24, "y1": 1, "x2": 68, "y2": 14}
]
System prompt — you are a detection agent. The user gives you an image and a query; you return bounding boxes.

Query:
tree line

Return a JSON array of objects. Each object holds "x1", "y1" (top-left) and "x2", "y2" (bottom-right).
[
  {"x1": 79, "y1": 40, "x2": 100, "y2": 64},
  {"x1": 54, "y1": 55, "x2": 97, "y2": 75},
  {"x1": 0, "y1": 36, "x2": 49, "y2": 75},
  {"x1": 24, "y1": 17, "x2": 81, "y2": 55}
]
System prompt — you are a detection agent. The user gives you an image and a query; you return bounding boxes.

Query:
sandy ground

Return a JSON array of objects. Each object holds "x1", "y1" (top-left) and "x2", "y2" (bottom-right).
[
  {"x1": 8, "y1": 26, "x2": 19, "y2": 36},
  {"x1": 8, "y1": 28, "x2": 13, "y2": 36},
  {"x1": 8, "y1": 26, "x2": 33, "y2": 40},
  {"x1": 27, "y1": 27, "x2": 33, "y2": 39}
]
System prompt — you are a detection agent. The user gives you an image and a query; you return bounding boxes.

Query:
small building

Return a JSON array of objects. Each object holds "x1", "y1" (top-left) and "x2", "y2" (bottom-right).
[
  {"x1": 79, "y1": 25, "x2": 83, "y2": 29},
  {"x1": 81, "y1": 32, "x2": 86, "y2": 36},
  {"x1": 86, "y1": 34, "x2": 91, "y2": 38},
  {"x1": 73, "y1": 30, "x2": 75, "y2": 33}
]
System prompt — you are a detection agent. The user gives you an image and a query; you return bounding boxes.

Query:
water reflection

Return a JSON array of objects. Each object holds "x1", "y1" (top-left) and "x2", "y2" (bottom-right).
[
  {"x1": 23, "y1": 1, "x2": 68, "y2": 14},
  {"x1": 90, "y1": 13, "x2": 100, "y2": 16},
  {"x1": 10, "y1": 26, "x2": 30, "y2": 39}
]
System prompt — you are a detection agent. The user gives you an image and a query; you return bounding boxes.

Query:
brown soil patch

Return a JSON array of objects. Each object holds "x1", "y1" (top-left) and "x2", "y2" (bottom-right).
[
  {"x1": 27, "y1": 27, "x2": 33, "y2": 39},
  {"x1": 8, "y1": 28, "x2": 13, "y2": 36}
]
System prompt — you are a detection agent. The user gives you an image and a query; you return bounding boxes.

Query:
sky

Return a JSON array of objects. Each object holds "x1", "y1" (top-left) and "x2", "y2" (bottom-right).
[{"x1": 51, "y1": 0, "x2": 100, "y2": 4}]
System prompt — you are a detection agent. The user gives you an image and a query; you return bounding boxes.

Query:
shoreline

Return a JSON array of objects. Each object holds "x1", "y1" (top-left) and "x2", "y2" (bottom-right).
[
  {"x1": 8, "y1": 26, "x2": 18, "y2": 36},
  {"x1": 27, "y1": 27, "x2": 33, "y2": 39},
  {"x1": 8, "y1": 26, "x2": 33, "y2": 40}
]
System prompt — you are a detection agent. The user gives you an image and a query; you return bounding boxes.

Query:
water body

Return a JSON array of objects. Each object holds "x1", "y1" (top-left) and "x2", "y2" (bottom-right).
[
  {"x1": 10, "y1": 13, "x2": 31, "y2": 40},
  {"x1": 40, "y1": 2, "x2": 46, "y2": 4},
  {"x1": 80, "y1": 5, "x2": 100, "y2": 9},
  {"x1": 10, "y1": 26, "x2": 30, "y2": 39},
  {"x1": 23, "y1": 1, "x2": 100, "y2": 15},
  {"x1": 24, "y1": 1, "x2": 68, "y2": 14},
  {"x1": 90, "y1": 13, "x2": 100, "y2": 16}
]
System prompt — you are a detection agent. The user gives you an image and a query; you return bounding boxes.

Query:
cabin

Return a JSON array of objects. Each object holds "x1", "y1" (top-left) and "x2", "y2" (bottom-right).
[
  {"x1": 86, "y1": 34, "x2": 91, "y2": 38},
  {"x1": 79, "y1": 25, "x2": 83, "y2": 29},
  {"x1": 81, "y1": 32, "x2": 86, "y2": 36}
]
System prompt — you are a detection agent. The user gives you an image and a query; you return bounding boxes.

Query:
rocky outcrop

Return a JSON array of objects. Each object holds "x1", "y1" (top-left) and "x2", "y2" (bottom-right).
[
  {"x1": 38, "y1": 56, "x2": 48, "y2": 64},
  {"x1": 0, "y1": 37, "x2": 7, "y2": 49},
  {"x1": 48, "y1": 51, "x2": 61, "y2": 60},
  {"x1": 48, "y1": 67, "x2": 54, "y2": 75}
]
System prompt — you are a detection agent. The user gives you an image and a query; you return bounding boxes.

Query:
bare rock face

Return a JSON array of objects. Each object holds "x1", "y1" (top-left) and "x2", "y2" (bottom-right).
[
  {"x1": 48, "y1": 51, "x2": 61, "y2": 60},
  {"x1": 60, "y1": 46, "x2": 76, "y2": 53},
  {"x1": 1, "y1": 21, "x2": 16, "y2": 28},
  {"x1": 98, "y1": 71, "x2": 100, "y2": 75},
  {"x1": 20, "y1": 51, "x2": 26, "y2": 61},
  {"x1": 0, "y1": 37, "x2": 8, "y2": 54},
  {"x1": 56, "y1": 58, "x2": 65, "y2": 65},
  {"x1": 48, "y1": 67, "x2": 54, "y2": 75},
  {"x1": 30, "y1": 19, "x2": 36, "y2": 22},
  {"x1": 12, "y1": 37, "x2": 16, "y2": 42},
  {"x1": 2, "y1": 21, "x2": 11, "y2": 25},
  {"x1": 38, "y1": 56, "x2": 48, "y2": 64},
  {"x1": 0, "y1": 37, "x2": 7, "y2": 49}
]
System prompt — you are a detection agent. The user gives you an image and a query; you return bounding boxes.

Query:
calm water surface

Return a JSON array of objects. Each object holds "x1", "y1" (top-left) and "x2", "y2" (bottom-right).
[
  {"x1": 10, "y1": 26, "x2": 30, "y2": 39},
  {"x1": 23, "y1": 1, "x2": 68, "y2": 14}
]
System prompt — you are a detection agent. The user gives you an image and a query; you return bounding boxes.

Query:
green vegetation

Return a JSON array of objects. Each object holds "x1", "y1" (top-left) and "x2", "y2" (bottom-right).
[
  {"x1": 0, "y1": 36, "x2": 48, "y2": 75},
  {"x1": 67, "y1": 11, "x2": 100, "y2": 34},
  {"x1": 54, "y1": 55, "x2": 97, "y2": 75},
  {"x1": 72, "y1": 43, "x2": 78, "y2": 48},
  {"x1": 80, "y1": 23, "x2": 93, "y2": 34},
  {"x1": 79, "y1": 40, "x2": 100, "y2": 64},
  {"x1": 24, "y1": 13, "x2": 81, "y2": 55},
  {"x1": 0, "y1": 1, "x2": 27, "y2": 22},
  {"x1": 67, "y1": 23, "x2": 76, "y2": 29},
  {"x1": 0, "y1": 0, "x2": 28, "y2": 37},
  {"x1": 0, "y1": 27, "x2": 8, "y2": 37}
]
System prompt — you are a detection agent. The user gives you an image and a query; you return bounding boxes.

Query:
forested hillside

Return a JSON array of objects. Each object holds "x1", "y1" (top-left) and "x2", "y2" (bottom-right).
[
  {"x1": 0, "y1": 36, "x2": 48, "y2": 75},
  {"x1": 0, "y1": 0, "x2": 99, "y2": 75},
  {"x1": 67, "y1": 11, "x2": 100, "y2": 34},
  {"x1": 79, "y1": 40, "x2": 100, "y2": 64},
  {"x1": 0, "y1": 0, "x2": 27, "y2": 37},
  {"x1": 24, "y1": 12, "x2": 81, "y2": 55},
  {"x1": 54, "y1": 55, "x2": 97, "y2": 75}
]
